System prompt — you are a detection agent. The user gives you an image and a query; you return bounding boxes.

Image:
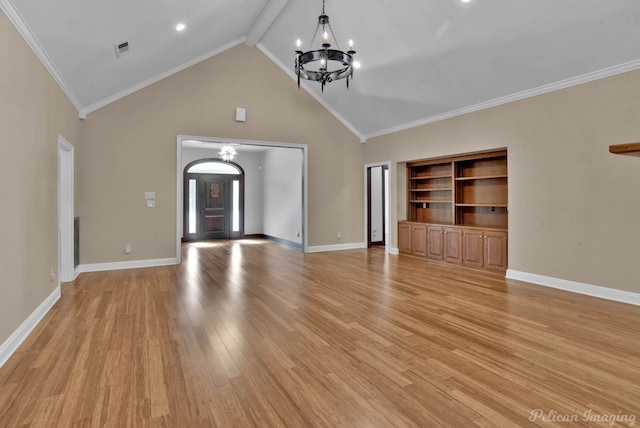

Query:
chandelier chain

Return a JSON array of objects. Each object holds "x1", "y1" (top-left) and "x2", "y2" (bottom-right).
[{"x1": 308, "y1": 0, "x2": 341, "y2": 50}]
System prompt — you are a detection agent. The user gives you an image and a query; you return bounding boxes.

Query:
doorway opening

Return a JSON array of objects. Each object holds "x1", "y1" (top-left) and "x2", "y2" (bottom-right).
[
  {"x1": 365, "y1": 162, "x2": 390, "y2": 251},
  {"x1": 176, "y1": 136, "x2": 309, "y2": 261},
  {"x1": 183, "y1": 159, "x2": 244, "y2": 241}
]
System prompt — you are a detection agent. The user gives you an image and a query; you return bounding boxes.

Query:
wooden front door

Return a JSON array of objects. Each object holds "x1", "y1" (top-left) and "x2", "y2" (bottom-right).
[
  {"x1": 199, "y1": 175, "x2": 231, "y2": 240},
  {"x1": 184, "y1": 171, "x2": 243, "y2": 242}
]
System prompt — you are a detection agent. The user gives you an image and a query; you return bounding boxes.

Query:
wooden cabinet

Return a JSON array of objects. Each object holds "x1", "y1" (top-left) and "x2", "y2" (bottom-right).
[
  {"x1": 427, "y1": 225, "x2": 444, "y2": 260},
  {"x1": 462, "y1": 229, "x2": 484, "y2": 268},
  {"x1": 483, "y1": 230, "x2": 508, "y2": 271},
  {"x1": 401, "y1": 149, "x2": 508, "y2": 273},
  {"x1": 397, "y1": 222, "x2": 426, "y2": 257},
  {"x1": 411, "y1": 224, "x2": 427, "y2": 257},
  {"x1": 444, "y1": 227, "x2": 462, "y2": 264},
  {"x1": 398, "y1": 222, "x2": 412, "y2": 254},
  {"x1": 399, "y1": 222, "x2": 507, "y2": 272}
]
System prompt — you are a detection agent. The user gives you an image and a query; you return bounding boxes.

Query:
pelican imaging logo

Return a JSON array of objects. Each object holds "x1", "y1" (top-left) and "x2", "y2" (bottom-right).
[{"x1": 529, "y1": 409, "x2": 636, "y2": 426}]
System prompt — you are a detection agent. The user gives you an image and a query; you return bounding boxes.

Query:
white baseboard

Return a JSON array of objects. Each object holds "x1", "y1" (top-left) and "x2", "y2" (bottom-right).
[
  {"x1": 506, "y1": 270, "x2": 640, "y2": 307},
  {"x1": 0, "y1": 286, "x2": 61, "y2": 368},
  {"x1": 306, "y1": 242, "x2": 367, "y2": 253},
  {"x1": 389, "y1": 247, "x2": 399, "y2": 255},
  {"x1": 79, "y1": 257, "x2": 179, "y2": 273}
]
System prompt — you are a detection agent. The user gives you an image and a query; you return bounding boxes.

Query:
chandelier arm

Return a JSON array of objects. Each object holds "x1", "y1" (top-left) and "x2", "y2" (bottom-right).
[{"x1": 309, "y1": 22, "x2": 322, "y2": 47}]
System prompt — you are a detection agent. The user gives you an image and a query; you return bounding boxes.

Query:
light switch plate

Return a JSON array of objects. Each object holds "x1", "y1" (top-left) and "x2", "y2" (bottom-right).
[{"x1": 145, "y1": 192, "x2": 155, "y2": 199}]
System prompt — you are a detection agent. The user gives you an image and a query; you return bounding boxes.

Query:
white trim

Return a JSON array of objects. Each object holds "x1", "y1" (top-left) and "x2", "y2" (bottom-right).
[
  {"x1": 57, "y1": 136, "x2": 74, "y2": 283},
  {"x1": 79, "y1": 258, "x2": 178, "y2": 273},
  {"x1": 80, "y1": 38, "x2": 245, "y2": 117},
  {"x1": 306, "y1": 242, "x2": 367, "y2": 253},
  {"x1": 256, "y1": 43, "x2": 367, "y2": 143},
  {"x1": 0, "y1": 286, "x2": 60, "y2": 368},
  {"x1": 364, "y1": 58, "x2": 640, "y2": 140},
  {"x1": 389, "y1": 247, "x2": 399, "y2": 255},
  {"x1": 506, "y1": 270, "x2": 640, "y2": 307},
  {"x1": 176, "y1": 135, "x2": 309, "y2": 259},
  {"x1": 0, "y1": 0, "x2": 82, "y2": 113}
]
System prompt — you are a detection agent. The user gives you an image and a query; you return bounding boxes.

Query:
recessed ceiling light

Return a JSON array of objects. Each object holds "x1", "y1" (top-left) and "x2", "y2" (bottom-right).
[
  {"x1": 176, "y1": 23, "x2": 186, "y2": 32},
  {"x1": 461, "y1": 0, "x2": 471, "y2": 3}
]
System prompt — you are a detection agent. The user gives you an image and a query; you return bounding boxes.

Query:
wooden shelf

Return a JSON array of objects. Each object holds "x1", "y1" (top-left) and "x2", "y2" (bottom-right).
[
  {"x1": 609, "y1": 143, "x2": 640, "y2": 157},
  {"x1": 410, "y1": 200, "x2": 452, "y2": 204},
  {"x1": 456, "y1": 203, "x2": 507, "y2": 208},
  {"x1": 410, "y1": 175, "x2": 452, "y2": 180},
  {"x1": 455, "y1": 174, "x2": 507, "y2": 181},
  {"x1": 410, "y1": 188, "x2": 453, "y2": 192}
]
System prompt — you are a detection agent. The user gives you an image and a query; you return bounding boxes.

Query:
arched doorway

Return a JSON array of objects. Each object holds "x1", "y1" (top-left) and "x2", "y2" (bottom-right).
[{"x1": 183, "y1": 159, "x2": 244, "y2": 241}]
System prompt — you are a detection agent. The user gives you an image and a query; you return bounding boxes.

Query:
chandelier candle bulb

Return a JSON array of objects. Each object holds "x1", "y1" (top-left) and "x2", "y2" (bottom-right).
[
  {"x1": 296, "y1": 39, "x2": 301, "y2": 51},
  {"x1": 349, "y1": 39, "x2": 353, "y2": 51},
  {"x1": 323, "y1": 32, "x2": 328, "y2": 44}
]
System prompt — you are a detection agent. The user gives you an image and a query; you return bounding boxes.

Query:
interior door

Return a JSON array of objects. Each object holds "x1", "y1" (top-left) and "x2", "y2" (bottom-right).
[{"x1": 199, "y1": 175, "x2": 231, "y2": 240}]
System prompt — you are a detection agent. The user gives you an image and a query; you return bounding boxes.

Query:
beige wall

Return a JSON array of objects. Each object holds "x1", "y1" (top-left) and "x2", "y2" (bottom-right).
[
  {"x1": 364, "y1": 70, "x2": 640, "y2": 293},
  {"x1": 79, "y1": 44, "x2": 363, "y2": 263},
  {"x1": 0, "y1": 11, "x2": 80, "y2": 344}
]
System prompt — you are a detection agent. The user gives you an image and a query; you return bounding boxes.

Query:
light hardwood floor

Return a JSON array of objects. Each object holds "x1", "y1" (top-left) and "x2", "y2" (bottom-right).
[{"x1": 1, "y1": 239, "x2": 639, "y2": 427}]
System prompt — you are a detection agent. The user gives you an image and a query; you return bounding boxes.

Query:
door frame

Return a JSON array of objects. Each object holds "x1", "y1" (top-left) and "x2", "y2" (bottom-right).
[
  {"x1": 176, "y1": 135, "x2": 309, "y2": 261},
  {"x1": 183, "y1": 159, "x2": 245, "y2": 241},
  {"x1": 58, "y1": 136, "x2": 75, "y2": 283},
  {"x1": 364, "y1": 161, "x2": 391, "y2": 253}
]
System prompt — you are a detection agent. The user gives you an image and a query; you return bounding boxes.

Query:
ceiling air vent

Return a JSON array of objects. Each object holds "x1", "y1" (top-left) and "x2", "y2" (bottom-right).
[{"x1": 115, "y1": 41, "x2": 129, "y2": 58}]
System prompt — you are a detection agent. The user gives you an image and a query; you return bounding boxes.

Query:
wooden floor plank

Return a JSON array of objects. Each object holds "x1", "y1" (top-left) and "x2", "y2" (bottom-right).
[{"x1": 0, "y1": 239, "x2": 639, "y2": 426}]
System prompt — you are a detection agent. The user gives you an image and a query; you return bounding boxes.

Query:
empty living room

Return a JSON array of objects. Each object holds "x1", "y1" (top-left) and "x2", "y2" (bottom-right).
[{"x1": 1, "y1": 0, "x2": 640, "y2": 426}]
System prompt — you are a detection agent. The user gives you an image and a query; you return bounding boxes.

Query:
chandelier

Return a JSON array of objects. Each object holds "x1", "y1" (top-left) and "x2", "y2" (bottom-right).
[
  {"x1": 294, "y1": 0, "x2": 356, "y2": 92},
  {"x1": 219, "y1": 145, "x2": 237, "y2": 162}
]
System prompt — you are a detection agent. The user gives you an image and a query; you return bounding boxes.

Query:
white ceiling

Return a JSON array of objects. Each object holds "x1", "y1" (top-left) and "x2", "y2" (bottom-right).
[{"x1": 4, "y1": 0, "x2": 640, "y2": 140}]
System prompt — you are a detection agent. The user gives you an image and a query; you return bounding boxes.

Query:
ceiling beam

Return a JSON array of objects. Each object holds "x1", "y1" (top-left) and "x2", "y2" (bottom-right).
[{"x1": 245, "y1": 0, "x2": 290, "y2": 46}]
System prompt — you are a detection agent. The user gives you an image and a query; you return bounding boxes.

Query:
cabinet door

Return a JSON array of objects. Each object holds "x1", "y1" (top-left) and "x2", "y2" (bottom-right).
[
  {"x1": 484, "y1": 231, "x2": 508, "y2": 271},
  {"x1": 427, "y1": 226, "x2": 444, "y2": 260},
  {"x1": 444, "y1": 228, "x2": 462, "y2": 264},
  {"x1": 411, "y1": 224, "x2": 427, "y2": 257},
  {"x1": 462, "y1": 229, "x2": 484, "y2": 268},
  {"x1": 398, "y1": 222, "x2": 412, "y2": 254}
]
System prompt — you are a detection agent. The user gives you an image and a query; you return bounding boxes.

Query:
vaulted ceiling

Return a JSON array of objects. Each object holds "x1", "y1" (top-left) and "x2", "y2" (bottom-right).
[{"x1": 4, "y1": 0, "x2": 640, "y2": 140}]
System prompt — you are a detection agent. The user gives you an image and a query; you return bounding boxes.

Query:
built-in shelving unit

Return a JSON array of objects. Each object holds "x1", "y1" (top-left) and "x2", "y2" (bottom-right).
[{"x1": 401, "y1": 150, "x2": 508, "y2": 272}]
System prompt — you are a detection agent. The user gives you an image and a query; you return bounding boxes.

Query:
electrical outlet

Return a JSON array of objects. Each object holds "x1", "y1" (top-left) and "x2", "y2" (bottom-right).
[
  {"x1": 337, "y1": 231, "x2": 342, "y2": 239},
  {"x1": 125, "y1": 244, "x2": 132, "y2": 254},
  {"x1": 50, "y1": 268, "x2": 55, "y2": 282},
  {"x1": 147, "y1": 200, "x2": 156, "y2": 208}
]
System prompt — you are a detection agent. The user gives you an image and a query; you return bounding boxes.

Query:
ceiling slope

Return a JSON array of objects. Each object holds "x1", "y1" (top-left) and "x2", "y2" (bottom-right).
[{"x1": 4, "y1": 0, "x2": 640, "y2": 139}]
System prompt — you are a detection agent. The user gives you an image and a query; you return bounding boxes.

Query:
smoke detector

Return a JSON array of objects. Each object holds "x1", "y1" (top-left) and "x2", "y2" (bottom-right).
[{"x1": 115, "y1": 41, "x2": 130, "y2": 58}]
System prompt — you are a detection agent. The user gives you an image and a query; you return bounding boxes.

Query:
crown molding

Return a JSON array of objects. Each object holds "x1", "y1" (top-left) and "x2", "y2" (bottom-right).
[
  {"x1": 80, "y1": 38, "x2": 246, "y2": 118},
  {"x1": 0, "y1": 0, "x2": 83, "y2": 113},
  {"x1": 365, "y1": 58, "x2": 640, "y2": 140},
  {"x1": 256, "y1": 44, "x2": 367, "y2": 143}
]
